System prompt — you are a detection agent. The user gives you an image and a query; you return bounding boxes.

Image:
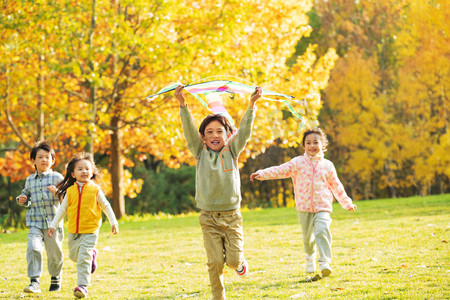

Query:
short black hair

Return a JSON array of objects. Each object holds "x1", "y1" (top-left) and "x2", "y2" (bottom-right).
[{"x1": 30, "y1": 141, "x2": 56, "y2": 160}]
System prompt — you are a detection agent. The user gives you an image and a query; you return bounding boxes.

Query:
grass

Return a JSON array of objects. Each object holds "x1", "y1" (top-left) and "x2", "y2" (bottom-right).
[{"x1": 0, "y1": 194, "x2": 449, "y2": 299}]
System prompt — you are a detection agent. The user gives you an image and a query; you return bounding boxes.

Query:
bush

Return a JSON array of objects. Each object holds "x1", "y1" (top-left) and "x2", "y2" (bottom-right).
[{"x1": 125, "y1": 164, "x2": 196, "y2": 215}]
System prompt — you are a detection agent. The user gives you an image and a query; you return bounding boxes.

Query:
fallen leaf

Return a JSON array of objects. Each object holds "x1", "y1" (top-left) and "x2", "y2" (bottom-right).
[
  {"x1": 442, "y1": 240, "x2": 447, "y2": 243},
  {"x1": 330, "y1": 287, "x2": 345, "y2": 291},
  {"x1": 400, "y1": 264, "x2": 408, "y2": 268}
]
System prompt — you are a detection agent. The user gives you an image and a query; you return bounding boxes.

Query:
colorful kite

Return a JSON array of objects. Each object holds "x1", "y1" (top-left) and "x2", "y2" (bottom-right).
[{"x1": 146, "y1": 78, "x2": 319, "y2": 131}]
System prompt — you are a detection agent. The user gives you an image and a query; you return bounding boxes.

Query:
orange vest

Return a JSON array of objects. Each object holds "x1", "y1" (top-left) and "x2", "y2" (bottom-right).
[{"x1": 67, "y1": 182, "x2": 102, "y2": 234}]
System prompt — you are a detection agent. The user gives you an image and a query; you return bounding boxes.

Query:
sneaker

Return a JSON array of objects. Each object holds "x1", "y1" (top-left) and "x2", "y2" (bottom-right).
[
  {"x1": 49, "y1": 276, "x2": 61, "y2": 292},
  {"x1": 235, "y1": 259, "x2": 249, "y2": 277},
  {"x1": 305, "y1": 254, "x2": 316, "y2": 273},
  {"x1": 91, "y1": 248, "x2": 98, "y2": 273},
  {"x1": 73, "y1": 286, "x2": 88, "y2": 298},
  {"x1": 24, "y1": 279, "x2": 41, "y2": 293},
  {"x1": 320, "y1": 263, "x2": 332, "y2": 277}
]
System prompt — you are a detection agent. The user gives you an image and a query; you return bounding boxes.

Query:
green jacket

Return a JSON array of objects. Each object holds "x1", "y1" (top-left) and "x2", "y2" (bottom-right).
[{"x1": 180, "y1": 106, "x2": 256, "y2": 211}]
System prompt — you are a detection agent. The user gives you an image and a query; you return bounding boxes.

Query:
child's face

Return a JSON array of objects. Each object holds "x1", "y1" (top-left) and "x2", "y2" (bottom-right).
[
  {"x1": 31, "y1": 149, "x2": 55, "y2": 174},
  {"x1": 71, "y1": 159, "x2": 94, "y2": 183},
  {"x1": 304, "y1": 133, "x2": 325, "y2": 157},
  {"x1": 201, "y1": 120, "x2": 231, "y2": 152}
]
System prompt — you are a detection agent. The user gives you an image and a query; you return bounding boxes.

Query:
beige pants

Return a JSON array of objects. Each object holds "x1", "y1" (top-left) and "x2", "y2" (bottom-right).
[
  {"x1": 68, "y1": 232, "x2": 98, "y2": 287},
  {"x1": 199, "y1": 209, "x2": 245, "y2": 300}
]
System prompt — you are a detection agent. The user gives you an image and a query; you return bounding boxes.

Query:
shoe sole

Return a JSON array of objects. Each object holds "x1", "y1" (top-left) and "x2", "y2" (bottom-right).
[
  {"x1": 74, "y1": 291, "x2": 87, "y2": 298},
  {"x1": 23, "y1": 288, "x2": 41, "y2": 293},
  {"x1": 321, "y1": 269, "x2": 332, "y2": 277},
  {"x1": 236, "y1": 267, "x2": 247, "y2": 277},
  {"x1": 235, "y1": 262, "x2": 248, "y2": 277}
]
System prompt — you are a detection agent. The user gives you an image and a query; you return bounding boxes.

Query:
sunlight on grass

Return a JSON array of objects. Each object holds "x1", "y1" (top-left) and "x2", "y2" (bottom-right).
[{"x1": 0, "y1": 195, "x2": 449, "y2": 299}]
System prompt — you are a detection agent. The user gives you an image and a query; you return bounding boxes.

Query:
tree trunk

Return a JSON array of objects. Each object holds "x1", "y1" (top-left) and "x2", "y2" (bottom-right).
[
  {"x1": 37, "y1": 57, "x2": 45, "y2": 141},
  {"x1": 110, "y1": 115, "x2": 125, "y2": 218},
  {"x1": 85, "y1": 0, "x2": 97, "y2": 154},
  {"x1": 85, "y1": 85, "x2": 97, "y2": 154}
]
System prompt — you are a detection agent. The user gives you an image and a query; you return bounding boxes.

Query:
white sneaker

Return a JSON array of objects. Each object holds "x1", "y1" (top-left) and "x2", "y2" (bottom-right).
[
  {"x1": 320, "y1": 263, "x2": 332, "y2": 277},
  {"x1": 305, "y1": 254, "x2": 316, "y2": 273},
  {"x1": 235, "y1": 259, "x2": 249, "y2": 277}
]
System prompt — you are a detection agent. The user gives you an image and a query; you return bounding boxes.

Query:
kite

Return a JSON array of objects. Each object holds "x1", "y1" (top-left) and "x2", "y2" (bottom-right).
[{"x1": 146, "y1": 77, "x2": 320, "y2": 131}]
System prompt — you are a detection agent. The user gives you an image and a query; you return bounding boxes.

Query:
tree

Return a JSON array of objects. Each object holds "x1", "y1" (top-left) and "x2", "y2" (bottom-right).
[
  {"x1": 1, "y1": 0, "x2": 339, "y2": 218},
  {"x1": 307, "y1": 0, "x2": 449, "y2": 198}
]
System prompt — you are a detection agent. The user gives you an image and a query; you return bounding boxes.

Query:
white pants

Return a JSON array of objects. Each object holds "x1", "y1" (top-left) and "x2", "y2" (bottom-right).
[
  {"x1": 68, "y1": 232, "x2": 98, "y2": 287},
  {"x1": 297, "y1": 211, "x2": 332, "y2": 266},
  {"x1": 27, "y1": 226, "x2": 64, "y2": 280}
]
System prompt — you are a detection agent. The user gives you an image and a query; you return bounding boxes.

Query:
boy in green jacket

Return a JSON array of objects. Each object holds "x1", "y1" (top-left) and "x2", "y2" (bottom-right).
[{"x1": 174, "y1": 84, "x2": 261, "y2": 300}]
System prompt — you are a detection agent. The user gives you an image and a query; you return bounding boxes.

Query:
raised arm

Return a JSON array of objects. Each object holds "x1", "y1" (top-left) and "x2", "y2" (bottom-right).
[
  {"x1": 174, "y1": 85, "x2": 187, "y2": 108},
  {"x1": 229, "y1": 87, "x2": 262, "y2": 156},
  {"x1": 249, "y1": 86, "x2": 262, "y2": 109}
]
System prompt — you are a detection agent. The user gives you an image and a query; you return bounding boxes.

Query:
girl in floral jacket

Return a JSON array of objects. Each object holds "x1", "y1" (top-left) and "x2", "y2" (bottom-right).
[{"x1": 250, "y1": 128, "x2": 357, "y2": 277}]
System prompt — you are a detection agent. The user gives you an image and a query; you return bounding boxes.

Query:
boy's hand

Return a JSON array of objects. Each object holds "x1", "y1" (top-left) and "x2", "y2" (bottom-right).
[
  {"x1": 250, "y1": 172, "x2": 261, "y2": 182},
  {"x1": 18, "y1": 195, "x2": 27, "y2": 205},
  {"x1": 111, "y1": 224, "x2": 119, "y2": 235},
  {"x1": 249, "y1": 86, "x2": 262, "y2": 109},
  {"x1": 48, "y1": 228, "x2": 55, "y2": 238},
  {"x1": 347, "y1": 204, "x2": 357, "y2": 212},
  {"x1": 174, "y1": 85, "x2": 186, "y2": 108}
]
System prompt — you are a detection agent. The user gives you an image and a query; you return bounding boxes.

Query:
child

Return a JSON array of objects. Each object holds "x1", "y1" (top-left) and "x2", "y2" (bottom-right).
[
  {"x1": 47, "y1": 152, "x2": 119, "y2": 299},
  {"x1": 250, "y1": 128, "x2": 357, "y2": 277},
  {"x1": 16, "y1": 141, "x2": 65, "y2": 293},
  {"x1": 174, "y1": 84, "x2": 262, "y2": 300}
]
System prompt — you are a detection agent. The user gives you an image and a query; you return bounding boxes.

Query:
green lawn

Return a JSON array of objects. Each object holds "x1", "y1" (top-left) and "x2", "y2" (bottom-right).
[{"x1": 1, "y1": 195, "x2": 449, "y2": 299}]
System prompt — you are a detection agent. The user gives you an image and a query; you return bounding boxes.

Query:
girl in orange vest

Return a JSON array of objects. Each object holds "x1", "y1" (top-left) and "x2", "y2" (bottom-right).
[{"x1": 48, "y1": 153, "x2": 119, "y2": 299}]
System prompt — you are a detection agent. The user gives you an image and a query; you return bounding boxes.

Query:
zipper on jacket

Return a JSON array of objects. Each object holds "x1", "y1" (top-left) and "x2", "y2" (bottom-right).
[
  {"x1": 75, "y1": 182, "x2": 85, "y2": 234},
  {"x1": 310, "y1": 159, "x2": 319, "y2": 213}
]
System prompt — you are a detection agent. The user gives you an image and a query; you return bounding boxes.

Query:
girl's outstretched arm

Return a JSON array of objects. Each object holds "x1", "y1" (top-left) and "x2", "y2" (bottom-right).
[{"x1": 250, "y1": 172, "x2": 261, "y2": 182}]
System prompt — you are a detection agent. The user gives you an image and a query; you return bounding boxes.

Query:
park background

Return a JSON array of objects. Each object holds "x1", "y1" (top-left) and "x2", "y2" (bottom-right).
[
  {"x1": 0, "y1": 1, "x2": 449, "y2": 299},
  {"x1": 0, "y1": 0, "x2": 449, "y2": 227}
]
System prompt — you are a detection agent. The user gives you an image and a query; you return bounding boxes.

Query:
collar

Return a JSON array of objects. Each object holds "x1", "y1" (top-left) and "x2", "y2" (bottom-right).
[
  {"x1": 33, "y1": 169, "x2": 53, "y2": 178},
  {"x1": 304, "y1": 152, "x2": 324, "y2": 161}
]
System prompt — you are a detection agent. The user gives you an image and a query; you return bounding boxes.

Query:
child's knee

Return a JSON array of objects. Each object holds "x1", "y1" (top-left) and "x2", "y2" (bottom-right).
[
  {"x1": 314, "y1": 225, "x2": 330, "y2": 239},
  {"x1": 225, "y1": 253, "x2": 243, "y2": 269}
]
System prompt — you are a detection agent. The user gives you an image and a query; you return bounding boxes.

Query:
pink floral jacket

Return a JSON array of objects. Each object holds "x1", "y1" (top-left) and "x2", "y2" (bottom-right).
[{"x1": 256, "y1": 153, "x2": 353, "y2": 213}]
